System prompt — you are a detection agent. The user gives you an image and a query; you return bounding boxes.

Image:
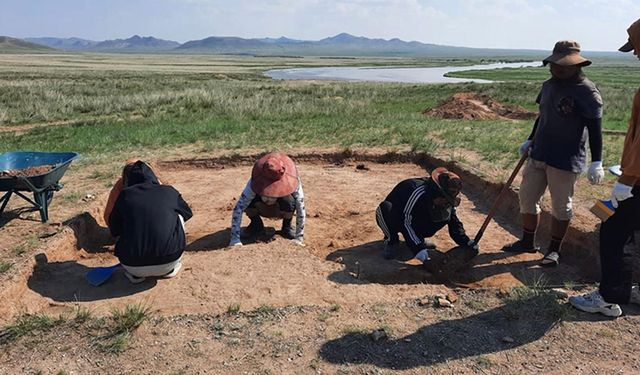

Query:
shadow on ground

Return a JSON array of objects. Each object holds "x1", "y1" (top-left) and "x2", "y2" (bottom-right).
[
  {"x1": 319, "y1": 294, "x2": 565, "y2": 369},
  {"x1": 27, "y1": 254, "x2": 155, "y2": 302},
  {"x1": 186, "y1": 227, "x2": 279, "y2": 251},
  {"x1": 64, "y1": 212, "x2": 114, "y2": 253},
  {"x1": 326, "y1": 240, "x2": 583, "y2": 288}
]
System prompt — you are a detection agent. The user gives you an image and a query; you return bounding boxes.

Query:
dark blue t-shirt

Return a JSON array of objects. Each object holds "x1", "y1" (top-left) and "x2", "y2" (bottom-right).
[{"x1": 530, "y1": 77, "x2": 603, "y2": 173}]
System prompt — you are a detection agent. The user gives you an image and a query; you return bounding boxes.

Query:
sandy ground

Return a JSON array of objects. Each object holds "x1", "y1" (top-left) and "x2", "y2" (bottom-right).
[
  {"x1": 1, "y1": 153, "x2": 634, "y2": 375},
  {"x1": 0, "y1": 157, "x2": 587, "y2": 320}
]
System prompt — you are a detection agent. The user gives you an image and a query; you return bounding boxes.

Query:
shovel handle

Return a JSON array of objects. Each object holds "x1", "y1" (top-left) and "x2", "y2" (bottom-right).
[{"x1": 473, "y1": 150, "x2": 529, "y2": 244}]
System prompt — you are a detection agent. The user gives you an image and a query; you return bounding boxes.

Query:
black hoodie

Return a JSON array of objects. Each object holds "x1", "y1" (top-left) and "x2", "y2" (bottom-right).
[
  {"x1": 109, "y1": 161, "x2": 193, "y2": 267},
  {"x1": 383, "y1": 177, "x2": 470, "y2": 254}
]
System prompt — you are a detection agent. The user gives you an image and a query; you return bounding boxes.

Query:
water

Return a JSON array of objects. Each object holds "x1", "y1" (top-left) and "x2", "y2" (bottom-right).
[{"x1": 265, "y1": 61, "x2": 540, "y2": 84}]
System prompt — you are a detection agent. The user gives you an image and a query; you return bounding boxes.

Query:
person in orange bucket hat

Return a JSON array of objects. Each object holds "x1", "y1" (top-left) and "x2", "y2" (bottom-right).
[{"x1": 229, "y1": 152, "x2": 306, "y2": 247}]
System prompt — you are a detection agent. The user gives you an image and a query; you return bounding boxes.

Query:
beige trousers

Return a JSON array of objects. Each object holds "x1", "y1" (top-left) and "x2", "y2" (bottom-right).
[{"x1": 518, "y1": 159, "x2": 579, "y2": 220}]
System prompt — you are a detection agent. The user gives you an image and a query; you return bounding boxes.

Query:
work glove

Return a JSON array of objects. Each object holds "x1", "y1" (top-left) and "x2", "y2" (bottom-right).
[
  {"x1": 587, "y1": 161, "x2": 604, "y2": 185},
  {"x1": 415, "y1": 248, "x2": 430, "y2": 263},
  {"x1": 611, "y1": 182, "x2": 634, "y2": 208},
  {"x1": 228, "y1": 237, "x2": 243, "y2": 247},
  {"x1": 292, "y1": 237, "x2": 305, "y2": 247},
  {"x1": 518, "y1": 140, "x2": 532, "y2": 156}
]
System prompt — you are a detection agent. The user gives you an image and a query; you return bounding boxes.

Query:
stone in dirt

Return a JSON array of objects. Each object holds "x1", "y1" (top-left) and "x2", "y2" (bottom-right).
[
  {"x1": 436, "y1": 298, "x2": 453, "y2": 308},
  {"x1": 371, "y1": 329, "x2": 388, "y2": 341},
  {"x1": 423, "y1": 92, "x2": 538, "y2": 121}
]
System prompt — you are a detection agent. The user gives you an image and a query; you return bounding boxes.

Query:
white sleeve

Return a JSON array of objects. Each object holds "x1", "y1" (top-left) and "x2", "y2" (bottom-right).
[
  {"x1": 293, "y1": 181, "x2": 306, "y2": 239},
  {"x1": 230, "y1": 180, "x2": 256, "y2": 242}
]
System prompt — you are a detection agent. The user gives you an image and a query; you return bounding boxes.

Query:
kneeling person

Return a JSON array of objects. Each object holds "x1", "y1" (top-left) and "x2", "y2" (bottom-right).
[
  {"x1": 107, "y1": 160, "x2": 193, "y2": 283},
  {"x1": 375, "y1": 167, "x2": 477, "y2": 267},
  {"x1": 229, "y1": 152, "x2": 305, "y2": 246}
]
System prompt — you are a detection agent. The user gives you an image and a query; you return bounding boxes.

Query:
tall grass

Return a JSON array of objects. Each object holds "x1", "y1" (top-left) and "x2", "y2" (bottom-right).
[{"x1": 0, "y1": 55, "x2": 634, "y2": 167}]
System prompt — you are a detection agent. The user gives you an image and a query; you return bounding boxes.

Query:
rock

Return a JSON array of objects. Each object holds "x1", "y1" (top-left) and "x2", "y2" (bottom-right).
[
  {"x1": 418, "y1": 298, "x2": 431, "y2": 306},
  {"x1": 446, "y1": 290, "x2": 458, "y2": 304},
  {"x1": 437, "y1": 298, "x2": 453, "y2": 308},
  {"x1": 502, "y1": 336, "x2": 515, "y2": 343},
  {"x1": 82, "y1": 194, "x2": 96, "y2": 202},
  {"x1": 371, "y1": 329, "x2": 388, "y2": 342},
  {"x1": 356, "y1": 164, "x2": 370, "y2": 171},
  {"x1": 551, "y1": 288, "x2": 569, "y2": 299}
]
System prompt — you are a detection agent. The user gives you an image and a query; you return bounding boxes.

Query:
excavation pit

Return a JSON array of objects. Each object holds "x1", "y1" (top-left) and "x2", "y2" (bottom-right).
[{"x1": 0, "y1": 152, "x2": 598, "y2": 322}]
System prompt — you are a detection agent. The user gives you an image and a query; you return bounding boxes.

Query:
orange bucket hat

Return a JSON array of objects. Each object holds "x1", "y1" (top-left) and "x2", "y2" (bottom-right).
[
  {"x1": 543, "y1": 40, "x2": 591, "y2": 67},
  {"x1": 251, "y1": 152, "x2": 299, "y2": 197}
]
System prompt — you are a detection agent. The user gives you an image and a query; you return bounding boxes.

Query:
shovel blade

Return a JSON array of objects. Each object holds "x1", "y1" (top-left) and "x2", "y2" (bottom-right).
[{"x1": 86, "y1": 264, "x2": 121, "y2": 286}]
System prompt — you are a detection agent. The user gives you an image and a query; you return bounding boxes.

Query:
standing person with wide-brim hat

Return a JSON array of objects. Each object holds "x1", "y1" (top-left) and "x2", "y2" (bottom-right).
[
  {"x1": 228, "y1": 152, "x2": 306, "y2": 247},
  {"x1": 503, "y1": 40, "x2": 604, "y2": 267},
  {"x1": 569, "y1": 19, "x2": 640, "y2": 317}
]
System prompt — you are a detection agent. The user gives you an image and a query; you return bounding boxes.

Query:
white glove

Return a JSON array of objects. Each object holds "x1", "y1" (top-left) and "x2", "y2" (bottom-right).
[
  {"x1": 518, "y1": 140, "x2": 532, "y2": 156},
  {"x1": 611, "y1": 182, "x2": 634, "y2": 208},
  {"x1": 228, "y1": 238, "x2": 243, "y2": 247},
  {"x1": 292, "y1": 237, "x2": 305, "y2": 247},
  {"x1": 588, "y1": 161, "x2": 604, "y2": 185},
  {"x1": 467, "y1": 240, "x2": 479, "y2": 251},
  {"x1": 415, "y1": 249, "x2": 430, "y2": 263}
]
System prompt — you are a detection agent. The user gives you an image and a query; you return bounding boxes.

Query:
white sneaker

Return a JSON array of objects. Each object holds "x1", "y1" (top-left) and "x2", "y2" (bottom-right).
[
  {"x1": 569, "y1": 290, "x2": 622, "y2": 317},
  {"x1": 630, "y1": 285, "x2": 640, "y2": 305},
  {"x1": 124, "y1": 271, "x2": 146, "y2": 284}
]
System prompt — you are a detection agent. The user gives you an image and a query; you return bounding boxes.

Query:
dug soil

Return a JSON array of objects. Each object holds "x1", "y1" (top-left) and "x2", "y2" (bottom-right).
[
  {"x1": 423, "y1": 92, "x2": 538, "y2": 120},
  {"x1": 0, "y1": 151, "x2": 637, "y2": 374},
  {"x1": 0, "y1": 165, "x2": 55, "y2": 178}
]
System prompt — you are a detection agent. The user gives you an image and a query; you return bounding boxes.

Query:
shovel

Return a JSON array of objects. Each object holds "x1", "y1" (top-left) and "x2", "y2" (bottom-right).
[
  {"x1": 435, "y1": 150, "x2": 530, "y2": 278},
  {"x1": 86, "y1": 263, "x2": 121, "y2": 286}
]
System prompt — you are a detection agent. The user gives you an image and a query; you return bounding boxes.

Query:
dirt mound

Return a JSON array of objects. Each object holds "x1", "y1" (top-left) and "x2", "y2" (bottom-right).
[
  {"x1": 423, "y1": 92, "x2": 537, "y2": 120},
  {"x1": 0, "y1": 165, "x2": 55, "y2": 177}
]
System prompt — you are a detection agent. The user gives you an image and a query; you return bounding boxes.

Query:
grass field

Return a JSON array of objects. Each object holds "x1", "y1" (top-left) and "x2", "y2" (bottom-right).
[{"x1": 0, "y1": 53, "x2": 636, "y2": 168}]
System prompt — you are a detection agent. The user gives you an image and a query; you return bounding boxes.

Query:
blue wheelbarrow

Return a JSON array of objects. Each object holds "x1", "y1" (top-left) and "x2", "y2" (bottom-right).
[{"x1": 0, "y1": 151, "x2": 79, "y2": 223}]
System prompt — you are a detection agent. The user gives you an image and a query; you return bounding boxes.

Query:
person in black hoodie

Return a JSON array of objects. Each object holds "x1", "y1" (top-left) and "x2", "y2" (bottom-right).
[
  {"x1": 375, "y1": 167, "x2": 477, "y2": 269},
  {"x1": 107, "y1": 160, "x2": 193, "y2": 283}
]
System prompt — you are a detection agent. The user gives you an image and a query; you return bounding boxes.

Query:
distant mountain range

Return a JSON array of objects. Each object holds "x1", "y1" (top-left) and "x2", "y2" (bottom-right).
[
  {"x1": 0, "y1": 36, "x2": 55, "y2": 53},
  {"x1": 2, "y1": 33, "x2": 623, "y2": 58}
]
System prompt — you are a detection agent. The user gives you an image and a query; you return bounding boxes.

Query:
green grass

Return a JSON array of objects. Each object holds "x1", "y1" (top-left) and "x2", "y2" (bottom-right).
[
  {"x1": 226, "y1": 303, "x2": 241, "y2": 315},
  {"x1": 1, "y1": 313, "x2": 66, "y2": 343},
  {"x1": 111, "y1": 303, "x2": 152, "y2": 334},
  {"x1": 0, "y1": 262, "x2": 11, "y2": 274},
  {"x1": 0, "y1": 54, "x2": 634, "y2": 169}
]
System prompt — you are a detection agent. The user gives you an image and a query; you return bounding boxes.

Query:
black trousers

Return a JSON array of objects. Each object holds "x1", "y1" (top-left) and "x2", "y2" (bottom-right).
[
  {"x1": 599, "y1": 186, "x2": 640, "y2": 304},
  {"x1": 246, "y1": 194, "x2": 295, "y2": 219},
  {"x1": 376, "y1": 200, "x2": 399, "y2": 244}
]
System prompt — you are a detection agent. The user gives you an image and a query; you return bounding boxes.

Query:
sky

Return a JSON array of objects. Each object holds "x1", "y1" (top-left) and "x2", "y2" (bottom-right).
[{"x1": 1, "y1": 0, "x2": 640, "y2": 51}]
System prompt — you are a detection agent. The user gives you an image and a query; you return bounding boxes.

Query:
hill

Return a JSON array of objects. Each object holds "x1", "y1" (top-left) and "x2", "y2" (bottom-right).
[
  {"x1": 25, "y1": 37, "x2": 99, "y2": 50},
  {"x1": 0, "y1": 36, "x2": 56, "y2": 53},
  {"x1": 27, "y1": 35, "x2": 179, "y2": 52}
]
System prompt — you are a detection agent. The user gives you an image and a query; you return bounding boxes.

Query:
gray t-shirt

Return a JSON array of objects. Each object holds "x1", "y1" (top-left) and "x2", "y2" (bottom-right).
[{"x1": 530, "y1": 77, "x2": 603, "y2": 173}]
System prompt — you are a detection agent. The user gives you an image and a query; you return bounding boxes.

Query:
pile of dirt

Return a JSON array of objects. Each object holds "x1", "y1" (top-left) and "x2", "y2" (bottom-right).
[
  {"x1": 0, "y1": 165, "x2": 54, "y2": 178},
  {"x1": 423, "y1": 92, "x2": 537, "y2": 120}
]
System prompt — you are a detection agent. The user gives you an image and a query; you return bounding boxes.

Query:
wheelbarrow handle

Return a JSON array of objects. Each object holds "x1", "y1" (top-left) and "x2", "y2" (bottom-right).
[{"x1": 473, "y1": 150, "x2": 529, "y2": 244}]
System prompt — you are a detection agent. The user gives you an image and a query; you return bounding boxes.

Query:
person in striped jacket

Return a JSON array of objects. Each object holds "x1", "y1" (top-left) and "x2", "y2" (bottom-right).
[{"x1": 375, "y1": 167, "x2": 477, "y2": 267}]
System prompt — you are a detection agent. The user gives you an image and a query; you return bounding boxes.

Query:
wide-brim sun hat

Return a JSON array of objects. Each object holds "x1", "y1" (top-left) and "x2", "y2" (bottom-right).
[
  {"x1": 431, "y1": 167, "x2": 462, "y2": 200},
  {"x1": 251, "y1": 152, "x2": 299, "y2": 197},
  {"x1": 542, "y1": 40, "x2": 591, "y2": 67},
  {"x1": 619, "y1": 18, "x2": 640, "y2": 52}
]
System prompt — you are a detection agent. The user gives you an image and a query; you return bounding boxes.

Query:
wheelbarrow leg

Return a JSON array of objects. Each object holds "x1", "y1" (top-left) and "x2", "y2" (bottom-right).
[
  {"x1": 33, "y1": 191, "x2": 50, "y2": 223},
  {"x1": 0, "y1": 191, "x2": 12, "y2": 217}
]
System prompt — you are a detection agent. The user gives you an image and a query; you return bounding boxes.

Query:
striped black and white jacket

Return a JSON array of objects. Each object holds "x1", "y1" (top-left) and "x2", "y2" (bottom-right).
[{"x1": 382, "y1": 177, "x2": 470, "y2": 254}]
